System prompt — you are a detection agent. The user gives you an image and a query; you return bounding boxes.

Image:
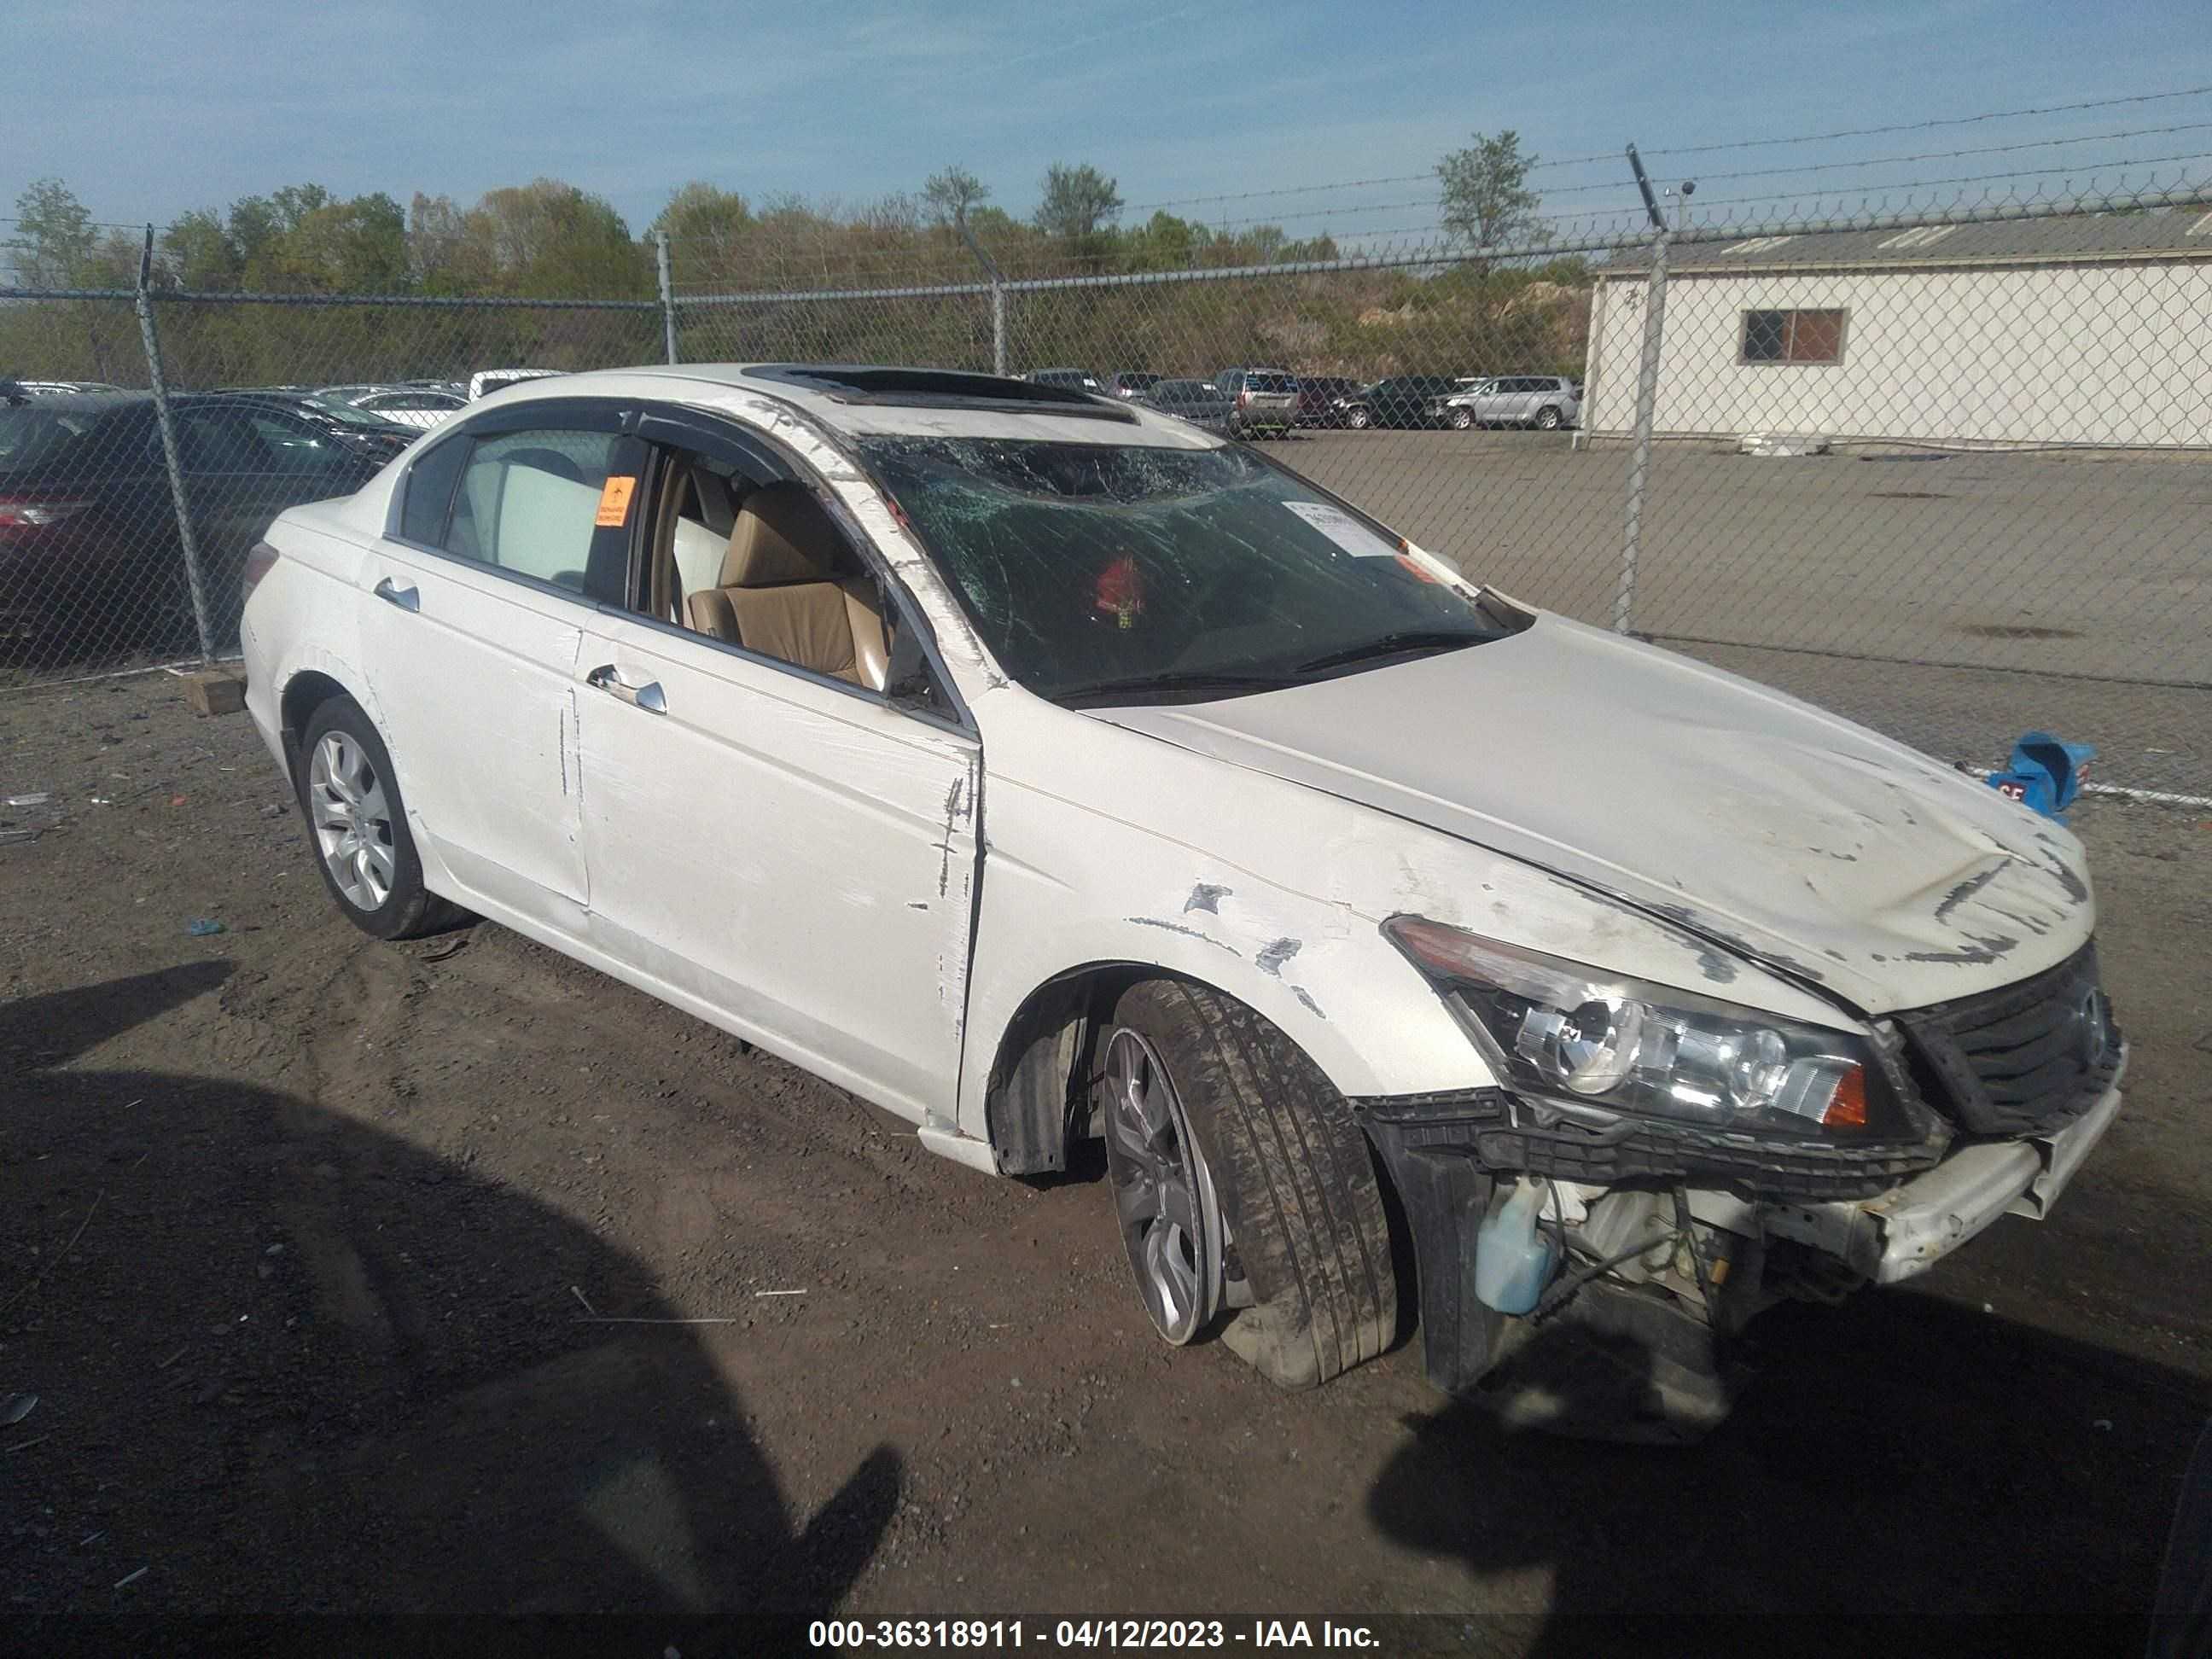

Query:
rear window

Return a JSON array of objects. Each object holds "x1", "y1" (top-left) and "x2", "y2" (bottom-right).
[
  {"x1": 1245, "y1": 372, "x2": 1297, "y2": 394},
  {"x1": 0, "y1": 406, "x2": 107, "y2": 471}
]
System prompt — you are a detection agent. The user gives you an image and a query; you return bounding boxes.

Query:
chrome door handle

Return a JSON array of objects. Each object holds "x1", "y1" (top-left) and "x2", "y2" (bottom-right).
[
  {"x1": 585, "y1": 664, "x2": 667, "y2": 714},
  {"x1": 373, "y1": 577, "x2": 419, "y2": 612}
]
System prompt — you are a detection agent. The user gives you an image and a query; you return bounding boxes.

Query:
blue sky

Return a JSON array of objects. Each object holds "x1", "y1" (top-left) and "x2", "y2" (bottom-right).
[{"x1": 8, "y1": 0, "x2": 2211, "y2": 244}]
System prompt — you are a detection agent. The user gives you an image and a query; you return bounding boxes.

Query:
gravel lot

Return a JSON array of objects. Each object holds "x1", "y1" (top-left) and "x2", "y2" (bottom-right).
[
  {"x1": 3, "y1": 671, "x2": 2208, "y2": 1642},
  {"x1": 1287, "y1": 431, "x2": 2212, "y2": 800}
]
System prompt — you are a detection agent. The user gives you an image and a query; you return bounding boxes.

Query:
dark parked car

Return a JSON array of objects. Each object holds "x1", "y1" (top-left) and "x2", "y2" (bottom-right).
[
  {"x1": 1137, "y1": 378, "x2": 1233, "y2": 431},
  {"x1": 1106, "y1": 371, "x2": 1162, "y2": 400},
  {"x1": 1027, "y1": 368, "x2": 1105, "y2": 396},
  {"x1": 208, "y1": 389, "x2": 418, "y2": 465},
  {"x1": 1337, "y1": 375, "x2": 1470, "y2": 430},
  {"x1": 0, "y1": 393, "x2": 386, "y2": 667},
  {"x1": 1294, "y1": 375, "x2": 1364, "y2": 428}
]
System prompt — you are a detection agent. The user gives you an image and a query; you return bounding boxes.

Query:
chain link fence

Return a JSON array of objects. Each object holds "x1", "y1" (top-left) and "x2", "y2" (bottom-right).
[{"x1": 5, "y1": 187, "x2": 2207, "y2": 799}]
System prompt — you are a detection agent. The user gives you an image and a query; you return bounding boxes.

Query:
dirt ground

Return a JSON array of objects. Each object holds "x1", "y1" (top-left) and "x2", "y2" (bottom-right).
[{"x1": 3, "y1": 669, "x2": 2209, "y2": 1646}]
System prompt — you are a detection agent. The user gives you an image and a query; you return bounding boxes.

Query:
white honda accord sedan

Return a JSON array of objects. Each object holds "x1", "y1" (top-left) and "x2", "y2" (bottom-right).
[{"x1": 241, "y1": 364, "x2": 2122, "y2": 1429}]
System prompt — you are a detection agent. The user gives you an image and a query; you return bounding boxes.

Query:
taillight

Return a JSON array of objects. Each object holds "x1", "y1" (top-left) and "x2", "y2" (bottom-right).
[
  {"x1": 0, "y1": 498, "x2": 91, "y2": 530},
  {"x1": 241, "y1": 540, "x2": 282, "y2": 603},
  {"x1": 1237, "y1": 389, "x2": 1251, "y2": 407}
]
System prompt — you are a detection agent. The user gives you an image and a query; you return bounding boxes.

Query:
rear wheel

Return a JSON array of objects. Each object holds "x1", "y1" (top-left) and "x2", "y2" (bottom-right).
[
  {"x1": 1347, "y1": 406, "x2": 1373, "y2": 430},
  {"x1": 297, "y1": 696, "x2": 467, "y2": 940},
  {"x1": 1534, "y1": 405, "x2": 1563, "y2": 430},
  {"x1": 1097, "y1": 980, "x2": 1396, "y2": 1389}
]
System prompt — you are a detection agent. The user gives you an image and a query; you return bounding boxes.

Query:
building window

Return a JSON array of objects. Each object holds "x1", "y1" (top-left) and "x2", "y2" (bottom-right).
[{"x1": 1741, "y1": 308, "x2": 1847, "y2": 364}]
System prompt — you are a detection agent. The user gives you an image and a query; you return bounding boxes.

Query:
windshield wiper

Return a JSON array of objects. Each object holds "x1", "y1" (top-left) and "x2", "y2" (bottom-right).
[
  {"x1": 1051, "y1": 669, "x2": 1304, "y2": 707},
  {"x1": 1293, "y1": 628, "x2": 1497, "y2": 676}
]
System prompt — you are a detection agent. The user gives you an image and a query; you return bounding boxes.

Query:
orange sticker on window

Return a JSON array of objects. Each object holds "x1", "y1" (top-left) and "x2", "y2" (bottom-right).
[{"x1": 594, "y1": 474, "x2": 637, "y2": 527}]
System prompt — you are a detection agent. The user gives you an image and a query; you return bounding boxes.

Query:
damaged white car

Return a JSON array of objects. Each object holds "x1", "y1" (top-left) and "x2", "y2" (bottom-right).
[{"x1": 240, "y1": 364, "x2": 2123, "y2": 1435}]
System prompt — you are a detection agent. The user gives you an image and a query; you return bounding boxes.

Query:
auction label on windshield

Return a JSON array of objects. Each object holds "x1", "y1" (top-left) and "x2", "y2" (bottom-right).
[
  {"x1": 595, "y1": 474, "x2": 637, "y2": 527},
  {"x1": 1280, "y1": 500, "x2": 1398, "y2": 559}
]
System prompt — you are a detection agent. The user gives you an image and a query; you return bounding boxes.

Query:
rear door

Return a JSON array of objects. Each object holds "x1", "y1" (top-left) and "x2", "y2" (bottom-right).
[
  {"x1": 568, "y1": 410, "x2": 982, "y2": 1124},
  {"x1": 358, "y1": 401, "x2": 647, "y2": 934}
]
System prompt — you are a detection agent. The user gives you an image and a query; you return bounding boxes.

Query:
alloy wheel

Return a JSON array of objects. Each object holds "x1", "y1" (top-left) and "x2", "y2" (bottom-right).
[
  {"x1": 1100, "y1": 1027, "x2": 1224, "y2": 1344},
  {"x1": 307, "y1": 731, "x2": 396, "y2": 911}
]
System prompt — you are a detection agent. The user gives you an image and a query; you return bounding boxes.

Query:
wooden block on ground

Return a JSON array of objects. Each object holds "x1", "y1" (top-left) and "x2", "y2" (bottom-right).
[{"x1": 182, "y1": 671, "x2": 247, "y2": 718}]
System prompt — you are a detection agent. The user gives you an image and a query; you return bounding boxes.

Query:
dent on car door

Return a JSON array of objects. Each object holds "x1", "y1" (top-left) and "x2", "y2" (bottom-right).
[
  {"x1": 568, "y1": 434, "x2": 981, "y2": 1126},
  {"x1": 358, "y1": 416, "x2": 647, "y2": 931}
]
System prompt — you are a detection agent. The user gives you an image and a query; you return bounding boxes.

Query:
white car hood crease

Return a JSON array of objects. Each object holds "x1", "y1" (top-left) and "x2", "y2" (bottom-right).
[{"x1": 1091, "y1": 614, "x2": 2094, "y2": 1016}]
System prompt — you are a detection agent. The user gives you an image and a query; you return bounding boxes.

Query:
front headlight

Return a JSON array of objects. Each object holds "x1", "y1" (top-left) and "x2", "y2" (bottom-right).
[{"x1": 1384, "y1": 917, "x2": 1909, "y2": 1139}]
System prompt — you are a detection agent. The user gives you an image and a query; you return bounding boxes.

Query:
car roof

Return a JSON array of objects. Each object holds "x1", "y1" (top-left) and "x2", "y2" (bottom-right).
[
  {"x1": 2, "y1": 392, "x2": 149, "y2": 412},
  {"x1": 472, "y1": 363, "x2": 1225, "y2": 449}
]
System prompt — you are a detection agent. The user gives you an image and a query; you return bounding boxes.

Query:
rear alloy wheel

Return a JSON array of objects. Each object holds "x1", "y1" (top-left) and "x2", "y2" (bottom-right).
[
  {"x1": 1347, "y1": 406, "x2": 1373, "y2": 430},
  {"x1": 1448, "y1": 406, "x2": 1475, "y2": 431},
  {"x1": 298, "y1": 696, "x2": 467, "y2": 941},
  {"x1": 1534, "y1": 405, "x2": 1563, "y2": 430},
  {"x1": 1097, "y1": 980, "x2": 1396, "y2": 1388}
]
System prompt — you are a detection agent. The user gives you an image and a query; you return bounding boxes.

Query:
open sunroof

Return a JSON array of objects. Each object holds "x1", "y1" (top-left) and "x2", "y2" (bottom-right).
[{"x1": 742, "y1": 364, "x2": 1138, "y2": 422}]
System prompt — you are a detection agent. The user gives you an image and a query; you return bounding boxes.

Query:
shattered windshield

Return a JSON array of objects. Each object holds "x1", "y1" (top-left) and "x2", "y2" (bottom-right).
[{"x1": 859, "y1": 437, "x2": 1503, "y2": 704}]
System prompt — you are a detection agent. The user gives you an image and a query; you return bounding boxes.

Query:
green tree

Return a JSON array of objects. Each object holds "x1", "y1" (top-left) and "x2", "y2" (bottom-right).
[
  {"x1": 160, "y1": 208, "x2": 242, "y2": 289},
  {"x1": 1435, "y1": 130, "x2": 1544, "y2": 262},
  {"x1": 8, "y1": 178, "x2": 99, "y2": 286},
  {"x1": 272, "y1": 193, "x2": 410, "y2": 292},
  {"x1": 1033, "y1": 162, "x2": 1123, "y2": 242},
  {"x1": 921, "y1": 164, "x2": 991, "y2": 230}
]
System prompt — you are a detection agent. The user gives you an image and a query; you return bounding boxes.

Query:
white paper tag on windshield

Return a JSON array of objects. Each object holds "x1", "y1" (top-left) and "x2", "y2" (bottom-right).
[{"x1": 1282, "y1": 499, "x2": 1399, "y2": 558}]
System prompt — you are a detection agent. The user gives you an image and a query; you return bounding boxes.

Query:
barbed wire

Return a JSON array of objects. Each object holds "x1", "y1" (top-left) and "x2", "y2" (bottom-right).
[{"x1": 1122, "y1": 84, "x2": 2212, "y2": 218}]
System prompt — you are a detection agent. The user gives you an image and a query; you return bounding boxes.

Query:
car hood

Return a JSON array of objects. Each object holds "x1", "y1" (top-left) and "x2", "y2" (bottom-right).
[{"x1": 1089, "y1": 614, "x2": 2093, "y2": 1015}]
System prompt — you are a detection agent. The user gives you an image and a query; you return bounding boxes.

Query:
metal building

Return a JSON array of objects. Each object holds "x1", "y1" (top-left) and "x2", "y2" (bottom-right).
[{"x1": 1581, "y1": 208, "x2": 2212, "y2": 448}]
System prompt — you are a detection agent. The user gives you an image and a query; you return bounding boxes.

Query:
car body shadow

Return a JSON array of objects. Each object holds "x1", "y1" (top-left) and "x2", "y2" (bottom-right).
[
  {"x1": 2, "y1": 963, "x2": 899, "y2": 1625},
  {"x1": 1368, "y1": 1288, "x2": 2212, "y2": 1654}
]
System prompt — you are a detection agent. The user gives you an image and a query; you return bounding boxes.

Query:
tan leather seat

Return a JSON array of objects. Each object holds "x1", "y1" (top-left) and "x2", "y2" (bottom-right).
[{"x1": 684, "y1": 481, "x2": 888, "y2": 690}]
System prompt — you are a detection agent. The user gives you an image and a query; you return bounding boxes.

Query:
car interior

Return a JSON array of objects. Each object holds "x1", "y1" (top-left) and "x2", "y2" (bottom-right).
[{"x1": 649, "y1": 454, "x2": 891, "y2": 692}]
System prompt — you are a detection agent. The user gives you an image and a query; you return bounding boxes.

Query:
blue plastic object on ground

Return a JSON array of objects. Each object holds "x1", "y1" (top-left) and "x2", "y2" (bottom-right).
[
  {"x1": 1988, "y1": 731, "x2": 2094, "y2": 820},
  {"x1": 185, "y1": 918, "x2": 226, "y2": 937}
]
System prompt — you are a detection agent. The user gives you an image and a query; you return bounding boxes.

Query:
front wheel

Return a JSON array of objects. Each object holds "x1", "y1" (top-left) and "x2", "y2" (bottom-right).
[
  {"x1": 1097, "y1": 980, "x2": 1396, "y2": 1388},
  {"x1": 1347, "y1": 406, "x2": 1373, "y2": 430},
  {"x1": 297, "y1": 696, "x2": 468, "y2": 940},
  {"x1": 1447, "y1": 407, "x2": 1474, "y2": 431}
]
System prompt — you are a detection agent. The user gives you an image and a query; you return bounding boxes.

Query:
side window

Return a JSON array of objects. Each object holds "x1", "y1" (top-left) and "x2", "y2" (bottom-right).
[
  {"x1": 445, "y1": 428, "x2": 626, "y2": 593},
  {"x1": 246, "y1": 413, "x2": 346, "y2": 474},
  {"x1": 172, "y1": 409, "x2": 269, "y2": 473},
  {"x1": 399, "y1": 437, "x2": 471, "y2": 545}
]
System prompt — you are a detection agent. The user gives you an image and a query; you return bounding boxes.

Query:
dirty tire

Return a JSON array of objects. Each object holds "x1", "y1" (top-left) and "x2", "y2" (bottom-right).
[
  {"x1": 1104, "y1": 980, "x2": 1396, "y2": 1389},
  {"x1": 296, "y1": 696, "x2": 468, "y2": 942}
]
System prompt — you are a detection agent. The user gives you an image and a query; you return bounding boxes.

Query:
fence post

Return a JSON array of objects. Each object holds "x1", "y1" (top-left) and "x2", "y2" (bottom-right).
[
  {"x1": 132, "y1": 225, "x2": 214, "y2": 664},
  {"x1": 959, "y1": 223, "x2": 1008, "y2": 375},
  {"x1": 1613, "y1": 146, "x2": 1674, "y2": 637},
  {"x1": 655, "y1": 232, "x2": 678, "y2": 365}
]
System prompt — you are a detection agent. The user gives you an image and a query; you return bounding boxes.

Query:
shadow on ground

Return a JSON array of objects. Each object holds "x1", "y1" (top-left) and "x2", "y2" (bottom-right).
[
  {"x1": 1, "y1": 963, "x2": 898, "y2": 1629},
  {"x1": 1368, "y1": 1285, "x2": 2212, "y2": 1654}
]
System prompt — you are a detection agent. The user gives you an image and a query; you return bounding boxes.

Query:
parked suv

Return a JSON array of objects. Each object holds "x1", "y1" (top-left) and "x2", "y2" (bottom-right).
[
  {"x1": 1444, "y1": 375, "x2": 1581, "y2": 431},
  {"x1": 1211, "y1": 367, "x2": 1298, "y2": 438}
]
